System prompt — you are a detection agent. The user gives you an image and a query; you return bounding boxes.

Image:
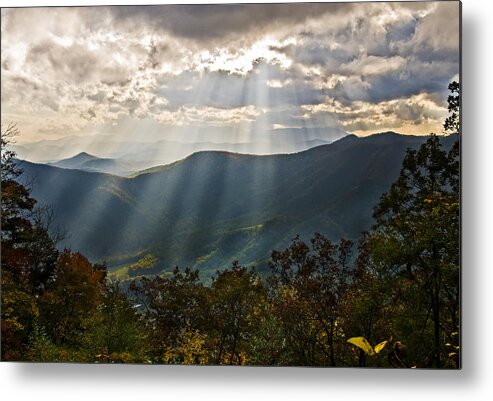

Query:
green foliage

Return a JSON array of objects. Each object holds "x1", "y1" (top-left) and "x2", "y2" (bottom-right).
[
  {"x1": 444, "y1": 81, "x2": 460, "y2": 134},
  {"x1": 367, "y1": 134, "x2": 459, "y2": 368},
  {"x1": 27, "y1": 323, "x2": 63, "y2": 362},
  {"x1": 129, "y1": 266, "x2": 211, "y2": 362},
  {"x1": 353, "y1": 82, "x2": 460, "y2": 368},
  {"x1": 82, "y1": 281, "x2": 149, "y2": 363},
  {"x1": 1, "y1": 124, "x2": 60, "y2": 360},
  {"x1": 248, "y1": 313, "x2": 290, "y2": 365},
  {"x1": 268, "y1": 234, "x2": 353, "y2": 366},
  {"x1": 209, "y1": 261, "x2": 267, "y2": 365}
]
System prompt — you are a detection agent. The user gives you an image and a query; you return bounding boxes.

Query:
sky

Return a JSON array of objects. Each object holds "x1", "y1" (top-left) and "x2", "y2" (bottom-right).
[{"x1": 0, "y1": 1, "x2": 460, "y2": 149}]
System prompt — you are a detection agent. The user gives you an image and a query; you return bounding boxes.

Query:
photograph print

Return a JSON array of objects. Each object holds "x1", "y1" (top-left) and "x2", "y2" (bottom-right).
[{"x1": 0, "y1": 1, "x2": 461, "y2": 367}]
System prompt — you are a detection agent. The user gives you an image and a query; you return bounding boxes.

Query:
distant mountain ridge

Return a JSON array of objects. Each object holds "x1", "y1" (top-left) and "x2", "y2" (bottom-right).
[
  {"x1": 11, "y1": 136, "x2": 335, "y2": 172},
  {"x1": 18, "y1": 132, "x2": 459, "y2": 279},
  {"x1": 52, "y1": 151, "x2": 97, "y2": 164},
  {"x1": 49, "y1": 152, "x2": 139, "y2": 176}
]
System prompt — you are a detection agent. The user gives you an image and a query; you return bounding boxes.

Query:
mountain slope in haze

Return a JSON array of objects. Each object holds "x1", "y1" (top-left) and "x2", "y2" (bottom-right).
[
  {"x1": 11, "y1": 136, "x2": 333, "y2": 169},
  {"x1": 50, "y1": 152, "x2": 140, "y2": 176},
  {"x1": 18, "y1": 132, "x2": 459, "y2": 279}
]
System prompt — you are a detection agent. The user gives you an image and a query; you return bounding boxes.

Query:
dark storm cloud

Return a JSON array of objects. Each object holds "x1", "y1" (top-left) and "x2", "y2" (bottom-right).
[
  {"x1": 330, "y1": 69, "x2": 440, "y2": 105},
  {"x1": 109, "y1": 3, "x2": 352, "y2": 43},
  {"x1": 271, "y1": 2, "x2": 460, "y2": 112},
  {"x1": 328, "y1": 54, "x2": 458, "y2": 105}
]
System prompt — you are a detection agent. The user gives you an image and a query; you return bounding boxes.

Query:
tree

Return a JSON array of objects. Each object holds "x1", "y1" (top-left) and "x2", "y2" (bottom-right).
[
  {"x1": 1, "y1": 123, "x2": 37, "y2": 282},
  {"x1": 364, "y1": 83, "x2": 460, "y2": 367},
  {"x1": 38, "y1": 251, "x2": 106, "y2": 346},
  {"x1": 129, "y1": 267, "x2": 210, "y2": 362},
  {"x1": 269, "y1": 234, "x2": 353, "y2": 366},
  {"x1": 1, "y1": 124, "x2": 60, "y2": 293},
  {"x1": 1, "y1": 123, "x2": 59, "y2": 360},
  {"x1": 368, "y1": 137, "x2": 459, "y2": 367},
  {"x1": 339, "y1": 235, "x2": 394, "y2": 367},
  {"x1": 161, "y1": 324, "x2": 208, "y2": 365},
  {"x1": 209, "y1": 261, "x2": 266, "y2": 365},
  {"x1": 84, "y1": 281, "x2": 149, "y2": 363},
  {"x1": 444, "y1": 81, "x2": 460, "y2": 134}
]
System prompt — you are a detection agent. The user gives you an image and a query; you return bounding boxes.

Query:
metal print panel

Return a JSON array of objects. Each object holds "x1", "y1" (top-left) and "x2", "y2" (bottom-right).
[{"x1": 0, "y1": 1, "x2": 461, "y2": 367}]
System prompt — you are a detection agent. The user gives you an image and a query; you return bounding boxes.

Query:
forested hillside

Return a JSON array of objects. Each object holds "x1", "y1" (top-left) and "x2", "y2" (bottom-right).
[{"x1": 19, "y1": 132, "x2": 457, "y2": 279}]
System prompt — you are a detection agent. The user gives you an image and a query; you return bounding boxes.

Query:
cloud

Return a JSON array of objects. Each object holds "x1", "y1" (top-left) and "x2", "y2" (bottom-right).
[
  {"x1": 407, "y1": 2, "x2": 460, "y2": 55},
  {"x1": 1, "y1": 2, "x2": 460, "y2": 145},
  {"x1": 109, "y1": 3, "x2": 353, "y2": 44},
  {"x1": 302, "y1": 92, "x2": 447, "y2": 135}
]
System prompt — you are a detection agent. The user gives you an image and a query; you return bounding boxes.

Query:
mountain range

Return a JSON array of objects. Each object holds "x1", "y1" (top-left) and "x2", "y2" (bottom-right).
[
  {"x1": 18, "y1": 132, "x2": 459, "y2": 280},
  {"x1": 11, "y1": 136, "x2": 333, "y2": 173}
]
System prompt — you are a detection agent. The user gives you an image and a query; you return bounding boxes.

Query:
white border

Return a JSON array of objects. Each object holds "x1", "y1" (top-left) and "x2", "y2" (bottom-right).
[{"x1": 1, "y1": 1, "x2": 492, "y2": 400}]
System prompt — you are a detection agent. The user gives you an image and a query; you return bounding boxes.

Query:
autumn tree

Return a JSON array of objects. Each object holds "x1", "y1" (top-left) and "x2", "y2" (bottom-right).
[
  {"x1": 129, "y1": 267, "x2": 211, "y2": 362},
  {"x1": 269, "y1": 234, "x2": 353, "y2": 366},
  {"x1": 208, "y1": 261, "x2": 266, "y2": 365},
  {"x1": 1, "y1": 123, "x2": 59, "y2": 360},
  {"x1": 38, "y1": 251, "x2": 106, "y2": 347}
]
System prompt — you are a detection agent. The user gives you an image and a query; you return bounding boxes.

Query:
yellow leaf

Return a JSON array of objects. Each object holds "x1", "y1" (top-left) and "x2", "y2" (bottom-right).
[
  {"x1": 374, "y1": 340, "x2": 388, "y2": 354},
  {"x1": 347, "y1": 337, "x2": 375, "y2": 356}
]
